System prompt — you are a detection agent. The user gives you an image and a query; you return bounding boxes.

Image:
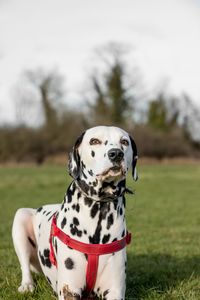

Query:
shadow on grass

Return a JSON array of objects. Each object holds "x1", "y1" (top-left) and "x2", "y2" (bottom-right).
[{"x1": 126, "y1": 253, "x2": 200, "y2": 299}]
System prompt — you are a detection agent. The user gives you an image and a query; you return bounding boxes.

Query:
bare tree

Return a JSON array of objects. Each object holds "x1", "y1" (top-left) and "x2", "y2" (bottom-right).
[
  {"x1": 24, "y1": 68, "x2": 66, "y2": 127},
  {"x1": 13, "y1": 67, "x2": 66, "y2": 128},
  {"x1": 86, "y1": 42, "x2": 142, "y2": 126}
]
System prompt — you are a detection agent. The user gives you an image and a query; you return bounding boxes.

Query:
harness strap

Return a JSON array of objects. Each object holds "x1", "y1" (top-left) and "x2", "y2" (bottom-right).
[
  {"x1": 49, "y1": 215, "x2": 131, "y2": 295},
  {"x1": 85, "y1": 254, "x2": 99, "y2": 294}
]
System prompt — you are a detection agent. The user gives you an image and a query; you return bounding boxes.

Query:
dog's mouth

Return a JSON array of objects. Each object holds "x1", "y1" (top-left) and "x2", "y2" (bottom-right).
[
  {"x1": 109, "y1": 166, "x2": 122, "y2": 173},
  {"x1": 97, "y1": 165, "x2": 125, "y2": 179}
]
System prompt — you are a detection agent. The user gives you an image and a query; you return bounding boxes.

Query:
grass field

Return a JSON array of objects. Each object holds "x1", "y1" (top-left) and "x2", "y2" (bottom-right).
[{"x1": 0, "y1": 163, "x2": 200, "y2": 299}]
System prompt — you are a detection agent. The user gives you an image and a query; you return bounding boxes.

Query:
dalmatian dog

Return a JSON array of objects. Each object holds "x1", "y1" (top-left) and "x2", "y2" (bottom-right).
[{"x1": 12, "y1": 126, "x2": 138, "y2": 300}]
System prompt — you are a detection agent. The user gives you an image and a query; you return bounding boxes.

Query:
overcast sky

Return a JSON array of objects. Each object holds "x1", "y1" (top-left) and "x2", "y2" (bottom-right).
[{"x1": 0, "y1": 0, "x2": 200, "y2": 123}]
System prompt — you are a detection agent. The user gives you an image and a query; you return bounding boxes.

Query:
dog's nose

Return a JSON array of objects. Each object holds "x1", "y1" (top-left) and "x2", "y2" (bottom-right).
[{"x1": 108, "y1": 148, "x2": 124, "y2": 163}]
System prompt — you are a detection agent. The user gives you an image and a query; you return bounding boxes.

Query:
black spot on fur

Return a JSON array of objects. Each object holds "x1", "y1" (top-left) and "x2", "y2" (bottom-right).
[
  {"x1": 61, "y1": 217, "x2": 67, "y2": 229},
  {"x1": 77, "y1": 230, "x2": 82, "y2": 237},
  {"x1": 112, "y1": 238, "x2": 117, "y2": 242},
  {"x1": 104, "y1": 140, "x2": 108, "y2": 145},
  {"x1": 93, "y1": 179, "x2": 98, "y2": 187},
  {"x1": 73, "y1": 217, "x2": 79, "y2": 226},
  {"x1": 39, "y1": 249, "x2": 52, "y2": 268},
  {"x1": 121, "y1": 230, "x2": 125, "y2": 237},
  {"x1": 103, "y1": 289, "x2": 109, "y2": 298},
  {"x1": 70, "y1": 227, "x2": 76, "y2": 235},
  {"x1": 88, "y1": 169, "x2": 94, "y2": 176},
  {"x1": 67, "y1": 183, "x2": 76, "y2": 203},
  {"x1": 38, "y1": 223, "x2": 41, "y2": 229},
  {"x1": 42, "y1": 210, "x2": 46, "y2": 215},
  {"x1": 76, "y1": 203, "x2": 80, "y2": 212},
  {"x1": 37, "y1": 206, "x2": 43, "y2": 213},
  {"x1": 67, "y1": 182, "x2": 76, "y2": 203},
  {"x1": 46, "y1": 211, "x2": 51, "y2": 216},
  {"x1": 70, "y1": 219, "x2": 82, "y2": 237},
  {"x1": 67, "y1": 191, "x2": 72, "y2": 203},
  {"x1": 89, "y1": 202, "x2": 109, "y2": 244},
  {"x1": 84, "y1": 229, "x2": 87, "y2": 234},
  {"x1": 65, "y1": 257, "x2": 74, "y2": 270},
  {"x1": 107, "y1": 213, "x2": 114, "y2": 229},
  {"x1": 90, "y1": 203, "x2": 99, "y2": 218},
  {"x1": 84, "y1": 197, "x2": 93, "y2": 207},
  {"x1": 77, "y1": 192, "x2": 81, "y2": 199},
  {"x1": 78, "y1": 179, "x2": 89, "y2": 194},
  {"x1": 119, "y1": 207, "x2": 123, "y2": 215},
  {"x1": 28, "y1": 237, "x2": 36, "y2": 248},
  {"x1": 91, "y1": 150, "x2": 95, "y2": 157},
  {"x1": 44, "y1": 249, "x2": 49, "y2": 257},
  {"x1": 72, "y1": 203, "x2": 80, "y2": 212},
  {"x1": 90, "y1": 186, "x2": 97, "y2": 196},
  {"x1": 102, "y1": 234, "x2": 110, "y2": 244}
]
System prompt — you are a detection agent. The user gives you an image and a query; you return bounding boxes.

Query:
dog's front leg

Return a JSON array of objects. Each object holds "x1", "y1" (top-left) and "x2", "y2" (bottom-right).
[
  {"x1": 98, "y1": 252, "x2": 126, "y2": 300},
  {"x1": 56, "y1": 251, "x2": 86, "y2": 300}
]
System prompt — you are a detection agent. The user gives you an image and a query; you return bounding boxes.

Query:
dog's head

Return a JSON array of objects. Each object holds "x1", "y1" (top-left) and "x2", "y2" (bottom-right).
[
  {"x1": 68, "y1": 126, "x2": 138, "y2": 181},
  {"x1": 68, "y1": 126, "x2": 138, "y2": 198}
]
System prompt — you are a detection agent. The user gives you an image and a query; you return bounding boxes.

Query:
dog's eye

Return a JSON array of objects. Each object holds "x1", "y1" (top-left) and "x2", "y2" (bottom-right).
[
  {"x1": 121, "y1": 139, "x2": 129, "y2": 146},
  {"x1": 90, "y1": 138, "x2": 102, "y2": 145}
]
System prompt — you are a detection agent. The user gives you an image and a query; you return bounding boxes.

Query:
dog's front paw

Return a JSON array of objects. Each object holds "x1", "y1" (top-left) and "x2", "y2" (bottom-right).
[{"x1": 18, "y1": 283, "x2": 34, "y2": 293}]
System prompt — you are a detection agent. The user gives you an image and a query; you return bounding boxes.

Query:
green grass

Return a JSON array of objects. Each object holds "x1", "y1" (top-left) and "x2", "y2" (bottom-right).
[{"x1": 0, "y1": 163, "x2": 200, "y2": 299}]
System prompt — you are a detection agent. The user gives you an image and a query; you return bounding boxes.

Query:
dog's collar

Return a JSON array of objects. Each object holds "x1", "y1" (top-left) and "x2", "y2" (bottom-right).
[{"x1": 74, "y1": 179, "x2": 131, "y2": 203}]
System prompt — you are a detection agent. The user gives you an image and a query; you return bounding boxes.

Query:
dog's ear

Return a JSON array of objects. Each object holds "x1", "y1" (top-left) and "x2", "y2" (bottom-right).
[
  {"x1": 129, "y1": 135, "x2": 138, "y2": 181},
  {"x1": 68, "y1": 132, "x2": 85, "y2": 179}
]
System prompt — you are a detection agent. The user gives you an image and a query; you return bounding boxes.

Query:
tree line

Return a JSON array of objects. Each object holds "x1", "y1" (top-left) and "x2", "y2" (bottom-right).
[{"x1": 0, "y1": 43, "x2": 199, "y2": 163}]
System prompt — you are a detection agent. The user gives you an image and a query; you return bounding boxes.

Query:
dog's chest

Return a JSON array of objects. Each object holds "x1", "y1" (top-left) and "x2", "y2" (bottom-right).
[{"x1": 57, "y1": 184, "x2": 126, "y2": 245}]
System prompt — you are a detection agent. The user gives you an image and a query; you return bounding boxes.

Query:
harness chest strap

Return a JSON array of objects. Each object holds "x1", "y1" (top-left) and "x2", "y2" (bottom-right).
[{"x1": 49, "y1": 215, "x2": 131, "y2": 295}]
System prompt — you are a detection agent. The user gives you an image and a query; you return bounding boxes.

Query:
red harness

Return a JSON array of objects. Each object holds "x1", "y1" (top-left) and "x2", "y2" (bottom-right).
[{"x1": 49, "y1": 214, "x2": 131, "y2": 296}]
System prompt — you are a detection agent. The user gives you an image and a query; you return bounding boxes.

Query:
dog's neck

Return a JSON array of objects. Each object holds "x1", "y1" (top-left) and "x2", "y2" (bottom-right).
[{"x1": 74, "y1": 170, "x2": 126, "y2": 202}]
